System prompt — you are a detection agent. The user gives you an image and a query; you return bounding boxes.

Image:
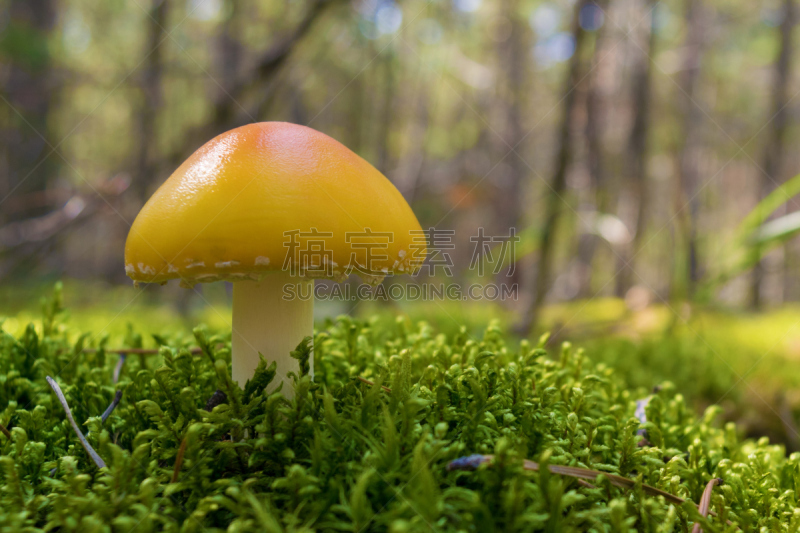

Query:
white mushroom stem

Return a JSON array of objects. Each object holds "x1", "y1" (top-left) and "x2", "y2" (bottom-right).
[{"x1": 231, "y1": 272, "x2": 313, "y2": 398}]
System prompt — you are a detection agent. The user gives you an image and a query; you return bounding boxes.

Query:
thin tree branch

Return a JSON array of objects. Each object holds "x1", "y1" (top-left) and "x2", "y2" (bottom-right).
[{"x1": 180, "y1": 0, "x2": 344, "y2": 157}]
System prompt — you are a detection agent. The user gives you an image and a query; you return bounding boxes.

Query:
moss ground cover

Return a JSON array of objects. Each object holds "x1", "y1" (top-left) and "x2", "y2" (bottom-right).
[{"x1": 0, "y1": 286, "x2": 799, "y2": 531}]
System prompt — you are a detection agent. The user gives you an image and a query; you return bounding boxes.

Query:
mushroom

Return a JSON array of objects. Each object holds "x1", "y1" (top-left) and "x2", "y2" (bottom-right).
[{"x1": 124, "y1": 122, "x2": 426, "y2": 397}]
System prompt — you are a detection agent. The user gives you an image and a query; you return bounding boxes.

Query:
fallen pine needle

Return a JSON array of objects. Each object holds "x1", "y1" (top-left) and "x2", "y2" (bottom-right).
[
  {"x1": 101, "y1": 390, "x2": 123, "y2": 423},
  {"x1": 112, "y1": 354, "x2": 126, "y2": 384},
  {"x1": 84, "y1": 345, "x2": 224, "y2": 356},
  {"x1": 0, "y1": 422, "x2": 11, "y2": 441},
  {"x1": 449, "y1": 455, "x2": 735, "y2": 527},
  {"x1": 692, "y1": 478, "x2": 723, "y2": 533},
  {"x1": 172, "y1": 435, "x2": 189, "y2": 484},
  {"x1": 84, "y1": 347, "x2": 202, "y2": 355},
  {"x1": 46, "y1": 376, "x2": 106, "y2": 469},
  {"x1": 448, "y1": 454, "x2": 687, "y2": 507},
  {"x1": 356, "y1": 376, "x2": 391, "y2": 393}
]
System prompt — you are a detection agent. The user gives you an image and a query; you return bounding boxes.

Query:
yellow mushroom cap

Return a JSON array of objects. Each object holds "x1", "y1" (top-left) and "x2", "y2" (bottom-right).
[{"x1": 124, "y1": 122, "x2": 426, "y2": 287}]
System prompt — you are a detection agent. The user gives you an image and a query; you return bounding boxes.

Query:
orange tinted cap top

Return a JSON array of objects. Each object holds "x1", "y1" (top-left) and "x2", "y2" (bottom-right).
[{"x1": 124, "y1": 122, "x2": 426, "y2": 287}]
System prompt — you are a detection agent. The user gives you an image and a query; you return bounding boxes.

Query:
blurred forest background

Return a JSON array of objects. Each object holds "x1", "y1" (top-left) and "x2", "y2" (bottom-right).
[
  {"x1": 3, "y1": 0, "x2": 800, "y2": 326},
  {"x1": 9, "y1": 0, "x2": 800, "y2": 445}
]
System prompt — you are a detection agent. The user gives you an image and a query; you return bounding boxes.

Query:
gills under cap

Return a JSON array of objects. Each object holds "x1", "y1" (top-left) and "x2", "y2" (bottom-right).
[{"x1": 125, "y1": 122, "x2": 425, "y2": 287}]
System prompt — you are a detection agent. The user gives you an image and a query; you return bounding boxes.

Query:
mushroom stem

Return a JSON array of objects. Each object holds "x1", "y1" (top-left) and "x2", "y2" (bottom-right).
[{"x1": 231, "y1": 272, "x2": 313, "y2": 398}]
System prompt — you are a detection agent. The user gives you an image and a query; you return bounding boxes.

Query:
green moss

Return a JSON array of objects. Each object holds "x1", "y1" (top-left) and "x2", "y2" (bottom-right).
[{"x1": 0, "y1": 285, "x2": 799, "y2": 531}]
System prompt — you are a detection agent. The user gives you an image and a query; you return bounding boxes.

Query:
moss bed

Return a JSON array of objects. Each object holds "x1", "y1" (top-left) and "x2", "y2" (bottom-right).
[{"x1": 1, "y1": 288, "x2": 799, "y2": 531}]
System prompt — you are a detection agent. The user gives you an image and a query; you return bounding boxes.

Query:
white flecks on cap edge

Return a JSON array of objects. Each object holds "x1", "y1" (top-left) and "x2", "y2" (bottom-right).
[{"x1": 134, "y1": 248, "x2": 422, "y2": 288}]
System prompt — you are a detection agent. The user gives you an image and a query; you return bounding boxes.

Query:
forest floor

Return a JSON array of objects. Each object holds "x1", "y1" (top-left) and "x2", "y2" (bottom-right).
[
  {"x1": 4, "y1": 280, "x2": 800, "y2": 448},
  {"x1": 4, "y1": 282, "x2": 800, "y2": 530}
]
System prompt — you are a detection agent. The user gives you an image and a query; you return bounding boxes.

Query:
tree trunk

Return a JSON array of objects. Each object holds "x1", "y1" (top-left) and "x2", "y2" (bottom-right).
[
  {"x1": 750, "y1": 0, "x2": 795, "y2": 309},
  {"x1": 218, "y1": 0, "x2": 244, "y2": 82},
  {"x1": 577, "y1": 0, "x2": 610, "y2": 298},
  {"x1": 615, "y1": 0, "x2": 658, "y2": 296},
  {"x1": 522, "y1": 0, "x2": 590, "y2": 333},
  {"x1": 677, "y1": 0, "x2": 706, "y2": 300},
  {"x1": 0, "y1": 0, "x2": 57, "y2": 223},
  {"x1": 497, "y1": 0, "x2": 528, "y2": 294},
  {"x1": 376, "y1": 48, "x2": 396, "y2": 175},
  {"x1": 133, "y1": 0, "x2": 169, "y2": 202}
]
